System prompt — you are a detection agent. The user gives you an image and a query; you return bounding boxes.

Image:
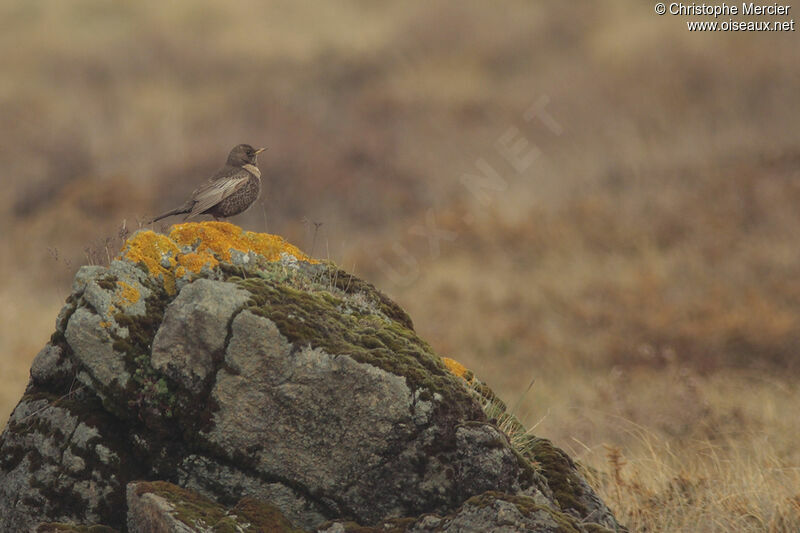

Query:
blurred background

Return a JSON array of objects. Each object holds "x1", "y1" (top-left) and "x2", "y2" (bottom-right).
[{"x1": 1, "y1": 1, "x2": 799, "y2": 530}]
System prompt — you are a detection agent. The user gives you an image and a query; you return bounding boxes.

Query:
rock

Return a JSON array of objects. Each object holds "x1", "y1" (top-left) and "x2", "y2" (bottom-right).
[
  {"x1": 0, "y1": 222, "x2": 625, "y2": 532},
  {"x1": 37, "y1": 524, "x2": 119, "y2": 532},
  {"x1": 178, "y1": 454, "x2": 327, "y2": 530},
  {"x1": 319, "y1": 491, "x2": 616, "y2": 533},
  {"x1": 126, "y1": 481, "x2": 304, "y2": 532},
  {"x1": 30, "y1": 343, "x2": 66, "y2": 384},
  {"x1": 0, "y1": 395, "x2": 126, "y2": 531},
  {"x1": 66, "y1": 307, "x2": 131, "y2": 391},
  {"x1": 151, "y1": 279, "x2": 250, "y2": 394}
]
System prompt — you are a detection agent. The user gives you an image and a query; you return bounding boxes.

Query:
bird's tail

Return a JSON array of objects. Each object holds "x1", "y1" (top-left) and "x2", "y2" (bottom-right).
[{"x1": 149, "y1": 206, "x2": 191, "y2": 224}]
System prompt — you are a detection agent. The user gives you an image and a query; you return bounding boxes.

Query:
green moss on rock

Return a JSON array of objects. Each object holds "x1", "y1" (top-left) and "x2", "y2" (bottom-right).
[
  {"x1": 527, "y1": 438, "x2": 590, "y2": 518},
  {"x1": 466, "y1": 491, "x2": 583, "y2": 532},
  {"x1": 231, "y1": 497, "x2": 306, "y2": 533},
  {"x1": 133, "y1": 482, "x2": 303, "y2": 532},
  {"x1": 135, "y1": 480, "x2": 228, "y2": 527},
  {"x1": 36, "y1": 524, "x2": 119, "y2": 532},
  {"x1": 236, "y1": 277, "x2": 479, "y2": 413},
  {"x1": 320, "y1": 491, "x2": 615, "y2": 533},
  {"x1": 110, "y1": 283, "x2": 182, "y2": 425},
  {"x1": 317, "y1": 519, "x2": 413, "y2": 533},
  {"x1": 95, "y1": 275, "x2": 119, "y2": 292},
  {"x1": 324, "y1": 265, "x2": 414, "y2": 330}
]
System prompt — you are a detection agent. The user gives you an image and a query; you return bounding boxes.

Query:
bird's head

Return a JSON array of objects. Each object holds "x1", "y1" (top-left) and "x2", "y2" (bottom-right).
[{"x1": 227, "y1": 144, "x2": 266, "y2": 166}]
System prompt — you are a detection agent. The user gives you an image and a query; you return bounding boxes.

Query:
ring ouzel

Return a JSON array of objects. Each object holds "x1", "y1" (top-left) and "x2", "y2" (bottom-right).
[{"x1": 150, "y1": 144, "x2": 266, "y2": 223}]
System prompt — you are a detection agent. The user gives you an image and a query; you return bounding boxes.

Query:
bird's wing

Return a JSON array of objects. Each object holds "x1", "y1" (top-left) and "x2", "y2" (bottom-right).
[{"x1": 186, "y1": 168, "x2": 251, "y2": 219}]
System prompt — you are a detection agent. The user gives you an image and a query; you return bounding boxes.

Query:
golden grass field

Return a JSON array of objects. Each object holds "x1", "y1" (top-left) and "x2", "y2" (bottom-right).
[{"x1": 1, "y1": 2, "x2": 799, "y2": 531}]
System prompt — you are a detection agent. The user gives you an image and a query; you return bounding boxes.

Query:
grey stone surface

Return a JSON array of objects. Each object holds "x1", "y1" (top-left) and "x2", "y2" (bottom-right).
[
  {"x1": 436, "y1": 497, "x2": 563, "y2": 533},
  {"x1": 30, "y1": 343, "x2": 65, "y2": 384},
  {"x1": 206, "y1": 311, "x2": 424, "y2": 521},
  {"x1": 72, "y1": 265, "x2": 107, "y2": 294},
  {"x1": 0, "y1": 397, "x2": 126, "y2": 531},
  {"x1": 179, "y1": 454, "x2": 327, "y2": 531},
  {"x1": 65, "y1": 307, "x2": 130, "y2": 391},
  {"x1": 126, "y1": 481, "x2": 303, "y2": 533},
  {"x1": 73, "y1": 260, "x2": 152, "y2": 336},
  {"x1": 151, "y1": 279, "x2": 250, "y2": 394},
  {"x1": 453, "y1": 424, "x2": 529, "y2": 499},
  {"x1": 319, "y1": 491, "x2": 616, "y2": 533},
  {"x1": 127, "y1": 484, "x2": 197, "y2": 533}
]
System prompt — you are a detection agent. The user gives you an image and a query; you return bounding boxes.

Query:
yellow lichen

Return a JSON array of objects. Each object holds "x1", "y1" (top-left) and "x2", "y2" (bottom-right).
[
  {"x1": 115, "y1": 281, "x2": 141, "y2": 306},
  {"x1": 176, "y1": 251, "x2": 219, "y2": 274},
  {"x1": 122, "y1": 230, "x2": 180, "y2": 295},
  {"x1": 442, "y1": 357, "x2": 473, "y2": 383},
  {"x1": 119, "y1": 222, "x2": 316, "y2": 294},
  {"x1": 169, "y1": 222, "x2": 316, "y2": 264},
  {"x1": 243, "y1": 231, "x2": 314, "y2": 262}
]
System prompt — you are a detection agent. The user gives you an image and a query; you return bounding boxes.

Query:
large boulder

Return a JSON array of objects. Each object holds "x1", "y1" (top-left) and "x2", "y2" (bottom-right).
[{"x1": 0, "y1": 222, "x2": 624, "y2": 532}]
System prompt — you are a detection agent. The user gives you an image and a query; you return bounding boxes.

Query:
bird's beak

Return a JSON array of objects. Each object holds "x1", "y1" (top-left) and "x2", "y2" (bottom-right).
[{"x1": 255, "y1": 147, "x2": 267, "y2": 154}]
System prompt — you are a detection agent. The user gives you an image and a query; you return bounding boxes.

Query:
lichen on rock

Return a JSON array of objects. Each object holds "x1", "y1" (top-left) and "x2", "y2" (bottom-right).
[
  {"x1": 121, "y1": 221, "x2": 315, "y2": 295},
  {"x1": 0, "y1": 222, "x2": 624, "y2": 532}
]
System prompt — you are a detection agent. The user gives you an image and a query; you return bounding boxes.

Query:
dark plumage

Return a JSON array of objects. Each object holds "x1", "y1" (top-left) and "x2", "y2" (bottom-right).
[{"x1": 150, "y1": 144, "x2": 266, "y2": 223}]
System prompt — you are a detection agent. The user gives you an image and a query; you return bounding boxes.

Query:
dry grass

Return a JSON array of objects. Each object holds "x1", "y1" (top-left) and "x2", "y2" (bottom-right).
[
  {"x1": 592, "y1": 431, "x2": 800, "y2": 532},
  {"x1": 1, "y1": 2, "x2": 799, "y2": 531},
  {"x1": 513, "y1": 368, "x2": 799, "y2": 532},
  {"x1": 576, "y1": 368, "x2": 800, "y2": 532}
]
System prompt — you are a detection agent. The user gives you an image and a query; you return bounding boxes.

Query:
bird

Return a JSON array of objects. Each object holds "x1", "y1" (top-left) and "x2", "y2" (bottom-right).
[{"x1": 150, "y1": 144, "x2": 266, "y2": 223}]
